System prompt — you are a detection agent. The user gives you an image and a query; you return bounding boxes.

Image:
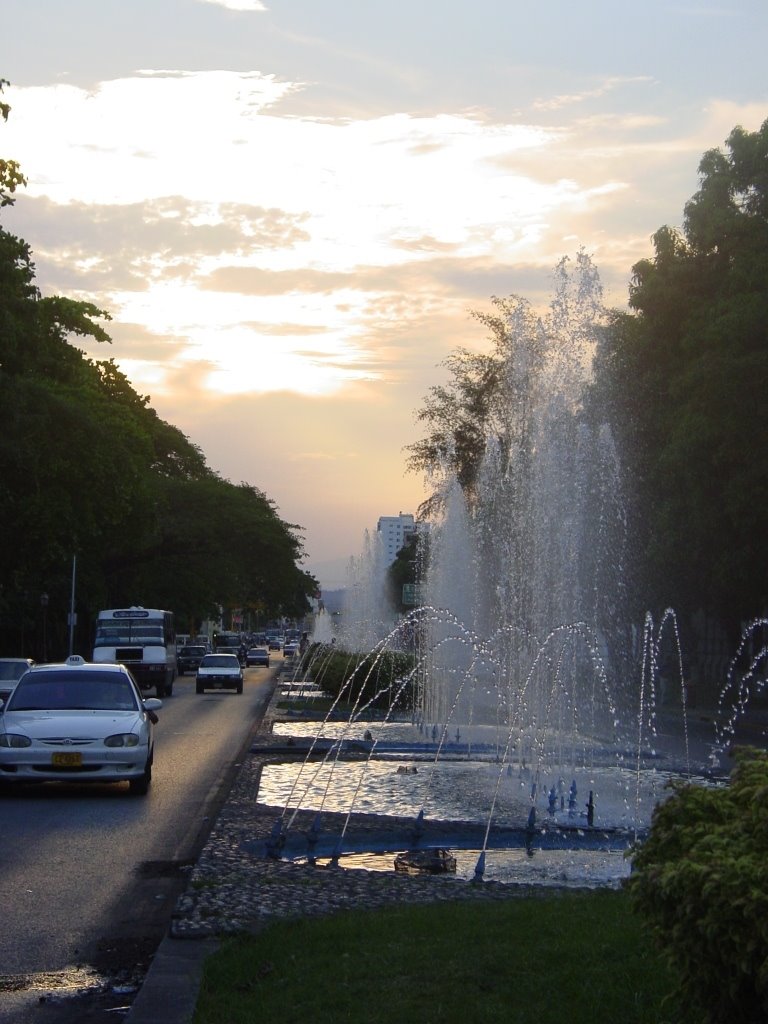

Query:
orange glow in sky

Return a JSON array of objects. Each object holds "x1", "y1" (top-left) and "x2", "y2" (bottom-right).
[{"x1": 4, "y1": 0, "x2": 767, "y2": 586}]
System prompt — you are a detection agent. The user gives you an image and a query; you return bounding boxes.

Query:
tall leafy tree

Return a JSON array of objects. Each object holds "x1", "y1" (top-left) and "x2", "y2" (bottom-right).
[
  {"x1": 592, "y1": 120, "x2": 768, "y2": 635},
  {"x1": 0, "y1": 81, "x2": 316, "y2": 656},
  {"x1": 406, "y1": 251, "x2": 603, "y2": 517}
]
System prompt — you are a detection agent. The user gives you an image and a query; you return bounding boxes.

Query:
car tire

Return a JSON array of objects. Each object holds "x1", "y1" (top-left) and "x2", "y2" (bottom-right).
[
  {"x1": 196, "y1": 681, "x2": 204, "y2": 694},
  {"x1": 129, "y1": 757, "x2": 152, "y2": 796},
  {"x1": 236, "y1": 681, "x2": 243, "y2": 694}
]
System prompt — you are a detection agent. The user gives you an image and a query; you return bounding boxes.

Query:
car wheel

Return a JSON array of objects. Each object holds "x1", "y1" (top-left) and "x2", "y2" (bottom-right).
[
  {"x1": 236, "y1": 681, "x2": 243, "y2": 693},
  {"x1": 129, "y1": 757, "x2": 152, "y2": 796},
  {"x1": 196, "y1": 681, "x2": 204, "y2": 694}
]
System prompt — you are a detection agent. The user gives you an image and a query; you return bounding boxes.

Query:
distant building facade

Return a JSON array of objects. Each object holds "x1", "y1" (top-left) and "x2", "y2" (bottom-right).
[{"x1": 377, "y1": 512, "x2": 416, "y2": 568}]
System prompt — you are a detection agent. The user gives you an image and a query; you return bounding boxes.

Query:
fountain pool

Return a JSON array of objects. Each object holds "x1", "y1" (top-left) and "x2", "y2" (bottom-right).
[{"x1": 251, "y1": 255, "x2": 754, "y2": 888}]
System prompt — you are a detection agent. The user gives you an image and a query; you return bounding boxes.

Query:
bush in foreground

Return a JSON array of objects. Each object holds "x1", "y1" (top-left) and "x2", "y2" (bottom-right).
[{"x1": 627, "y1": 746, "x2": 768, "y2": 1024}]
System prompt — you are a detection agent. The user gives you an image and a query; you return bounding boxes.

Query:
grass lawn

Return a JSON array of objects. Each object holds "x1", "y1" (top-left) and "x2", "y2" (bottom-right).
[{"x1": 193, "y1": 888, "x2": 690, "y2": 1024}]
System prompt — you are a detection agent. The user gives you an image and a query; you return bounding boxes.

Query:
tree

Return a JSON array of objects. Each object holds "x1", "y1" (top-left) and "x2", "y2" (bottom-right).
[
  {"x1": 0, "y1": 81, "x2": 317, "y2": 656},
  {"x1": 386, "y1": 531, "x2": 421, "y2": 614},
  {"x1": 592, "y1": 120, "x2": 768, "y2": 635},
  {"x1": 0, "y1": 79, "x2": 26, "y2": 208},
  {"x1": 406, "y1": 252, "x2": 603, "y2": 521}
]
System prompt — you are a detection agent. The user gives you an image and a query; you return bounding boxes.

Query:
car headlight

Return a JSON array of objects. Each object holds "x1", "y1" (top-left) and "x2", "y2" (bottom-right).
[
  {"x1": 0, "y1": 733, "x2": 32, "y2": 747},
  {"x1": 104, "y1": 733, "x2": 140, "y2": 747}
]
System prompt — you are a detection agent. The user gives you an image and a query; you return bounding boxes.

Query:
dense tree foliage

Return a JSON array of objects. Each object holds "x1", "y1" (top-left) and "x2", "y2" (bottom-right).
[
  {"x1": 592, "y1": 119, "x2": 768, "y2": 635},
  {"x1": 0, "y1": 85, "x2": 316, "y2": 658},
  {"x1": 407, "y1": 124, "x2": 768, "y2": 660}
]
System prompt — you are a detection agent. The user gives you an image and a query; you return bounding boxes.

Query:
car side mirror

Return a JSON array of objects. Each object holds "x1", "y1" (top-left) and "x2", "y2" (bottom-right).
[{"x1": 143, "y1": 697, "x2": 162, "y2": 724}]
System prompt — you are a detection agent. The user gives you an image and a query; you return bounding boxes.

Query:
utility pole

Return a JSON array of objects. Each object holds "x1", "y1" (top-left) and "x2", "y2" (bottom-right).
[{"x1": 68, "y1": 554, "x2": 77, "y2": 656}]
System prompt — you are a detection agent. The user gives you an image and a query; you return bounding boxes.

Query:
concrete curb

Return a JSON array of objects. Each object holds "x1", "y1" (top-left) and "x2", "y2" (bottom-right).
[{"x1": 123, "y1": 937, "x2": 219, "y2": 1024}]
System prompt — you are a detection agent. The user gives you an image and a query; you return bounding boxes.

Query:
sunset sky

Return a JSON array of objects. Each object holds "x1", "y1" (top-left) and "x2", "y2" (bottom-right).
[{"x1": 3, "y1": 0, "x2": 767, "y2": 587}]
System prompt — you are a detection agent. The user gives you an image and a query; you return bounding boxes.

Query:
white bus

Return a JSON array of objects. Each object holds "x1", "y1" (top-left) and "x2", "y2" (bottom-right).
[{"x1": 93, "y1": 607, "x2": 176, "y2": 697}]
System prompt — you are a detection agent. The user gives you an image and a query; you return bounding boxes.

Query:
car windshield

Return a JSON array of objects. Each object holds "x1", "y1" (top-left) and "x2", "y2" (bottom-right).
[
  {"x1": 180, "y1": 646, "x2": 206, "y2": 656},
  {"x1": 7, "y1": 671, "x2": 140, "y2": 711},
  {"x1": 201, "y1": 656, "x2": 239, "y2": 668},
  {"x1": 0, "y1": 661, "x2": 29, "y2": 681}
]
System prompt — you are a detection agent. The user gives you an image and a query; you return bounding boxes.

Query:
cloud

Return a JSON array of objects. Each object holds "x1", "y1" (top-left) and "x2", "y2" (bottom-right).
[
  {"x1": 3, "y1": 193, "x2": 311, "y2": 299},
  {"x1": 533, "y1": 76, "x2": 655, "y2": 112},
  {"x1": 196, "y1": 0, "x2": 268, "y2": 11}
]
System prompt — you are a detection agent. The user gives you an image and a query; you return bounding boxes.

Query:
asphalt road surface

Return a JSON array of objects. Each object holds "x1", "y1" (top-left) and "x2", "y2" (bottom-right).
[{"x1": 0, "y1": 663, "x2": 278, "y2": 1023}]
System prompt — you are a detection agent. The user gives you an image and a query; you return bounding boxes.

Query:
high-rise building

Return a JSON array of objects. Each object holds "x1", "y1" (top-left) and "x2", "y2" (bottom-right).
[{"x1": 377, "y1": 512, "x2": 416, "y2": 567}]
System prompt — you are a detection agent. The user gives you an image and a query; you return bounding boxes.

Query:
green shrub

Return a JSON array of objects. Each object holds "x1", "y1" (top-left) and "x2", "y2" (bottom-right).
[
  {"x1": 302, "y1": 643, "x2": 415, "y2": 710},
  {"x1": 626, "y1": 746, "x2": 768, "y2": 1023}
]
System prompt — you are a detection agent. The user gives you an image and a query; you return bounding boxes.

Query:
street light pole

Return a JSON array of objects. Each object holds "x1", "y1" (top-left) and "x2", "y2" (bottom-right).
[
  {"x1": 68, "y1": 554, "x2": 77, "y2": 656},
  {"x1": 40, "y1": 592, "x2": 49, "y2": 662}
]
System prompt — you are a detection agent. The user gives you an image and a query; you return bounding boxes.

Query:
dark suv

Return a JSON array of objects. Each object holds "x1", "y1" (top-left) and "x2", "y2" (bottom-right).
[{"x1": 177, "y1": 645, "x2": 208, "y2": 675}]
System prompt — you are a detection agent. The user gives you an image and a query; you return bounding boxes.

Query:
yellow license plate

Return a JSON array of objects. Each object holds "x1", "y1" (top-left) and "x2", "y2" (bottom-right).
[{"x1": 52, "y1": 751, "x2": 82, "y2": 767}]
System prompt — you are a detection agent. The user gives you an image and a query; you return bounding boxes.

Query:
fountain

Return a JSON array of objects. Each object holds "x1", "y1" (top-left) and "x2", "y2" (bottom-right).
[
  {"x1": 250, "y1": 254, "x2": 756, "y2": 887},
  {"x1": 339, "y1": 529, "x2": 397, "y2": 651}
]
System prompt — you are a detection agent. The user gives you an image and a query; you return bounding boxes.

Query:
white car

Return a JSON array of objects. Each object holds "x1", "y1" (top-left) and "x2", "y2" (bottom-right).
[
  {"x1": 0, "y1": 657, "x2": 35, "y2": 704},
  {"x1": 196, "y1": 653, "x2": 243, "y2": 694},
  {"x1": 0, "y1": 655, "x2": 161, "y2": 795}
]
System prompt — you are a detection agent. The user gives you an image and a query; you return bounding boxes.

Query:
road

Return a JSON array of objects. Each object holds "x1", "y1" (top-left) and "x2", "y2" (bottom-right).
[{"x1": 0, "y1": 662, "x2": 278, "y2": 1023}]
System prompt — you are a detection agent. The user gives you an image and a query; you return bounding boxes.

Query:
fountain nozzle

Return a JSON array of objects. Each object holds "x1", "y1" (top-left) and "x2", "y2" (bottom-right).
[
  {"x1": 412, "y1": 808, "x2": 425, "y2": 844},
  {"x1": 265, "y1": 819, "x2": 286, "y2": 859}
]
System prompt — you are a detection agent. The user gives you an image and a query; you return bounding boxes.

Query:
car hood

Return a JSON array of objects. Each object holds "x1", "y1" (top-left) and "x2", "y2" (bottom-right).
[{"x1": 2, "y1": 709, "x2": 144, "y2": 738}]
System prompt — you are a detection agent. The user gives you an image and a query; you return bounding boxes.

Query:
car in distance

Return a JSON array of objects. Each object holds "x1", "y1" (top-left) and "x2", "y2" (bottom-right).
[
  {"x1": 245, "y1": 646, "x2": 270, "y2": 667},
  {"x1": 266, "y1": 635, "x2": 282, "y2": 651},
  {"x1": 177, "y1": 644, "x2": 208, "y2": 675},
  {"x1": 0, "y1": 655, "x2": 161, "y2": 795},
  {"x1": 283, "y1": 641, "x2": 299, "y2": 658},
  {"x1": 196, "y1": 653, "x2": 243, "y2": 694},
  {"x1": 0, "y1": 657, "x2": 35, "y2": 704}
]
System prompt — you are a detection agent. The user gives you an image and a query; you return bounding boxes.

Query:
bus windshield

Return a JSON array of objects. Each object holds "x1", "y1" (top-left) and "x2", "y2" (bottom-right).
[{"x1": 94, "y1": 620, "x2": 165, "y2": 647}]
